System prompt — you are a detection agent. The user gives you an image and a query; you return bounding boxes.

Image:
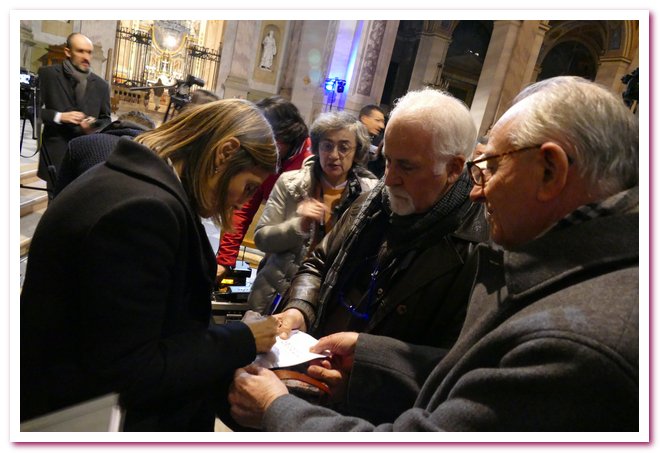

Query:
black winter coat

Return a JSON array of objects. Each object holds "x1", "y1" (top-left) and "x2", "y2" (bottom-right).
[{"x1": 21, "y1": 138, "x2": 257, "y2": 431}]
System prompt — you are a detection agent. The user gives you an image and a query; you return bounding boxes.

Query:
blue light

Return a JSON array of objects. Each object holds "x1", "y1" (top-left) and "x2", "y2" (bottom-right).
[
  {"x1": 325, "y1": 78, "x2": 337, "y2": 92},
  {"x1": 324, "y1": 77, "x2": 346, "y2": 93}
]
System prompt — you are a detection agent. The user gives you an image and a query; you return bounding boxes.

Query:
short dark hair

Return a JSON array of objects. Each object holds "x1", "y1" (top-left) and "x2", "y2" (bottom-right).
[
  {"x1": 118, "y1": 111, "x2": 156, "y2": 130},
  {"x1": 255, "y1": 96, "x2": 308, "y2": 153},
  {"x1": 358, "y1": 104, "x2": 385, "y2": 119},
  {"x1": 65, "y1": 32, "x2": 86, "y2": 49},
  {"x1": 310, "y1": 111, "x2": 371, "y2": 166},
  {"x1": 190, "y1": 89, "x2": 220, "y2": 105}
]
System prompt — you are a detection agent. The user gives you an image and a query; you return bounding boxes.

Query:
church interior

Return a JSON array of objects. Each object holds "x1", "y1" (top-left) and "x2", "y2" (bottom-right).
[
  {"x1": 19, "y1": 18, "x2": 640, "y2": 274},
  {"x1": 16, "y1": 17, "x2": 642, "y2": 435}
]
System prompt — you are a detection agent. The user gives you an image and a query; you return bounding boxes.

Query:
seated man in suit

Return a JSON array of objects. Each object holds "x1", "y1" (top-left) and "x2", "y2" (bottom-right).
[
  {"x1": 229, "y1": 76, "x2": 639, "y2": 432},
  {"x1": 53, "y1": 111, "x2": 155, "y2": 197}
]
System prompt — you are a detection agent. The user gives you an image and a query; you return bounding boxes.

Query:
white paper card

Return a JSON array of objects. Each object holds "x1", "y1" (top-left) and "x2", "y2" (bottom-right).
[{"x1": 254, "y1": 330, "x2": 327, "y2": 369}]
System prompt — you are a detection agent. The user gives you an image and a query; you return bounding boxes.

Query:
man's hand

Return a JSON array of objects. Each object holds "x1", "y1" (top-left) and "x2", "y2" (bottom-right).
[
  {"x1": 242, "y1": 311, "x2": 278, "y2": 353},
  {"x1": 310, "y1": 331, "x2": 359, "y2": 360},
  {"x1": 274, "y1": 308, "x2": 306, "y2": 339},
  {"x1": 79, "y1": 116, "x2": 97, "y2": 133},
  {"x1": 305, "y1": 332, "x2": 359, "y2": 402},
  {"x1": 60, "y1": 111, "x2": 87, "y2": 125},
  {"x1": 229, "y1": 365, "x2": 288, "y2": 429},
  {"x1": 306, "y1": 358, "x2": 349, "y2": 403}
]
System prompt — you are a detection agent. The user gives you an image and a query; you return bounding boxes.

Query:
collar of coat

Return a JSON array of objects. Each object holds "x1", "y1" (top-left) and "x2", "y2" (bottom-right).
[
  {"x1": 500, "y1": 187, "x2": 639, "y2": 302},
  {"x1": 104, "y1": 137, "x2": 196, "y2": 221}
]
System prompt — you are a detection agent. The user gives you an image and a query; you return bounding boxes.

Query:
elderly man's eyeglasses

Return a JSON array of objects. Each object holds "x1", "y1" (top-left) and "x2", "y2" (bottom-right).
[
  {"x1": 319, "y1": 140, "x2": 355, "y2": 156},
  {"x1": 466, "y1": 145, "x2": 542, "y2": 187}
]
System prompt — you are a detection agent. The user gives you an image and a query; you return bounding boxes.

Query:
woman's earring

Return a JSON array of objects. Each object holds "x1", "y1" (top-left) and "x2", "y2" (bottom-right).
[{"x1": 214, "y1": 166, "x2": 221, "y2": 174}]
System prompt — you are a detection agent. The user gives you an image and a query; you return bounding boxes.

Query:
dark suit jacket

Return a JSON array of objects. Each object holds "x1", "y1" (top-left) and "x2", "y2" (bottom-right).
[
  {"x1": 37, "y1": 63, "x2": 111, "y2": 185},
  {"x1": 21, "y1": 138, "x2": 257, "y2": 431}
]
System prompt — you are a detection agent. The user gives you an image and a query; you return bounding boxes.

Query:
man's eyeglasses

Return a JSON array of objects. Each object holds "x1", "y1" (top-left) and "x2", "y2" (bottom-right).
[
  {"x1": 466, "y1": 145, "x2": 542, "y2": 187},
  {"x1": 319, "y1": 140, "x2": 355, "y2": 156}
]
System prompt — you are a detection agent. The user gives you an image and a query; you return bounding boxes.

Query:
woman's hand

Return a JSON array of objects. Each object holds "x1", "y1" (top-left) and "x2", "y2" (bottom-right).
[
  {"x1": 296, "y1": 198, "x2": 326, "y2": 231},
  {"x1": 215, "y1": 264, "x2": 229, "y2": 284},
  {"x1": 274, "y1": 308, "x2": 307, "y2": 339},
  {"x1": 242, "y1": 311, "x2": 278, "y2": 353}
]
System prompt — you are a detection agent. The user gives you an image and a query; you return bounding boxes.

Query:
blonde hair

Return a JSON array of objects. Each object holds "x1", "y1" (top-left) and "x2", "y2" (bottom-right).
[{"x1": 135, "y1": 99, "x2": 278, "y2": 227}]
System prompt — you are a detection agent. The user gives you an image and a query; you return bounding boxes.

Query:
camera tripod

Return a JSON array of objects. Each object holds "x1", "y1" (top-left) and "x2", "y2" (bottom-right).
[
  {"x1": 20, "y1": 84, "x2": 54, "y2": 196},
  {"x1": 20, "y1": 85, "x2": 40, "y2": 157},
  {"x1": 131, "y1": 74, "x2": 205, "y2": 123}
]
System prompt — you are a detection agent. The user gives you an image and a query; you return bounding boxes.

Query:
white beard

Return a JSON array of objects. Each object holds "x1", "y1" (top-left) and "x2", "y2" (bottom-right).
[{"x1": 386, "y1": 186, "x2": 415, "y2": 215}]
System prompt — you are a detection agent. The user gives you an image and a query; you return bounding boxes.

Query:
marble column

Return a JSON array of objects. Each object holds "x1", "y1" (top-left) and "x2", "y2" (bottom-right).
[
  {"x1": 217, "y1": 21, "x2": 257, "y2": 99},
  {"x1": 309, "y1": 20, "x2": 339, "y2": 121},
  {"x1": 290, "y1": 20, "x2": 333, "y2": 123},
  {"x1": 278, "y1": 20, "x2": 304, "y2": 99},
  {"x1": 20, "y1": 21, "x2": 36, "y2": 71},
  {"x1": 340, "y1": 20, "x2": 399, "y2": 116},
  {"x1": 521, "y1": 22, "x2": 550, "y2": 87},
  {"x1": 595, "y1": 56, "x2": 633, "y2": 93},
  {"x1": 408, "y1": 27, "x2": 451, "y2": 91},
  {"x1": 494, "y1": 21, "x2": 550, "y2": 123},
  {"x1": 470, "y1": 20, "x2": 522, "y2": 137}
]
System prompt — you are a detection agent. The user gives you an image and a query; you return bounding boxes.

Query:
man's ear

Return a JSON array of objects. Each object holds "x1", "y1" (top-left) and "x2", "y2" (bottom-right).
[
  {"x1": 64, "y1": 47, "x2": 72, "y2": 59},
  {"x1": 215, "y1": 138, "x2": 241, "y2": 168},
  {"x1": 445, "y1": 155, "x2": 466, "y2": 183},
  {"x1": 537, "y1": 143, "x2": 571, "y2": 202}
]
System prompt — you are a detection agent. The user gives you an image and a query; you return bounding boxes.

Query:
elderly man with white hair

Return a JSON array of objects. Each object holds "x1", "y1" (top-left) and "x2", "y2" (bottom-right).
[
  {"x1": 229, "y1": 76, "x2": 638, "y2": 432},
  {"x1": 273, "y1": 88, "x2": 488, "y2": 355}
]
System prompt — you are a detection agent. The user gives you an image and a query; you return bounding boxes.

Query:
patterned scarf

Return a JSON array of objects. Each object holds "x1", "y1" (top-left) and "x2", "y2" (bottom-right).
[{"x1": 552, "y1": 186, "x2": 639, "y2": 231}]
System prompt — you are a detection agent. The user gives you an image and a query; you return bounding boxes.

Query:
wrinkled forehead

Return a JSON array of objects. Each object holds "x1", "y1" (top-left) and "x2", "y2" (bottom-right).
[{"x1": 384, "y1": 118, "x2": 430, "y2": 144}]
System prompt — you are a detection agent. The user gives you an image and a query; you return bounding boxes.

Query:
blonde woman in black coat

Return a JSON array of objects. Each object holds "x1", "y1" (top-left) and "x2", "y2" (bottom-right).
[{"x1": 21, "y1": 99, "x2": 279, "y2": 431}]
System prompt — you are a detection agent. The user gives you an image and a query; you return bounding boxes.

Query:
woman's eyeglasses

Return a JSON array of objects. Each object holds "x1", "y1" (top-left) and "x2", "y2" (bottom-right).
[{"x1": 319, "y1": 140, "x2": 355, "y2": 156}]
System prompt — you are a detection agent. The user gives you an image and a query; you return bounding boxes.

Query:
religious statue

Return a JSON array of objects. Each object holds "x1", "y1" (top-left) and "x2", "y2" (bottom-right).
[{"x1": 259, "y1": 30, "x2": 277, "y2": 71}]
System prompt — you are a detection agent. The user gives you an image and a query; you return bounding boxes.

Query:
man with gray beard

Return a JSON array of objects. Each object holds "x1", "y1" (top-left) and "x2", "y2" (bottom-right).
[
  {"x1": 231, "y1": 76, "x2": 638, "y2": 432},
  {"x1": 274, "y1": 89, "x2": 488, "y2": 351}
]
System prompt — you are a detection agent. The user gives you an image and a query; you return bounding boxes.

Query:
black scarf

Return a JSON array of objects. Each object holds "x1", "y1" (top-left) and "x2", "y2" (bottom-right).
[
  {"x1": 318, "y1": 170, "x2": 474, "y2": 296},
  {"x1": 385, "y1": 170, "x2": 473, "y2": 248}
]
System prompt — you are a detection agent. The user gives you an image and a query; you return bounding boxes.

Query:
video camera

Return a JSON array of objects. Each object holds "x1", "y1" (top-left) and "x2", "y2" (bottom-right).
[
  {"x1": 168, "y1": 74, "x2": 205, "y2": 110},
  {"x1": 621, "y1": 68, "x2": 638, "y2": 109},
  {"x1": 20, "y1": 68, "x2": 38, "y2": 120}
]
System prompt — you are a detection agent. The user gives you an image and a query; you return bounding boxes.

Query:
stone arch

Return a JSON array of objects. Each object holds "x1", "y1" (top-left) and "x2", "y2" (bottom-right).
[
  {"x1": 536, "y1": 20, "x2": 607, "y2": 81},
  {"x1": 533, "y1": 20, "x2": 638, "y2": 92}
]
